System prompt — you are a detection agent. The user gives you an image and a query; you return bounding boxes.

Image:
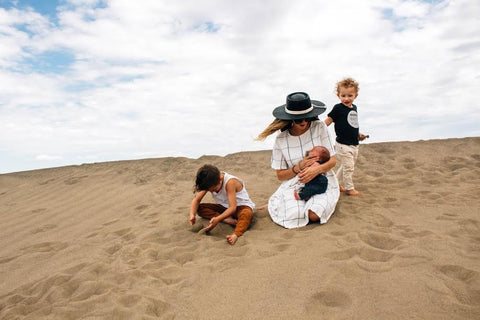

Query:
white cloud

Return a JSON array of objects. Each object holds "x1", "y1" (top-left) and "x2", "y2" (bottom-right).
[
  {"x1": 35, "y1": 154, "x2": 63, "y2": 161},
  {"x1": 0, "y1": 0, "x2": 479, "y2": 173}
]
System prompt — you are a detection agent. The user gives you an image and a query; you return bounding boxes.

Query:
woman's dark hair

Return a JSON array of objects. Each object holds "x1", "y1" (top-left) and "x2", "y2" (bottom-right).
[{"x1": 194, "y1": 164, "x2": 221, "y2": 192}]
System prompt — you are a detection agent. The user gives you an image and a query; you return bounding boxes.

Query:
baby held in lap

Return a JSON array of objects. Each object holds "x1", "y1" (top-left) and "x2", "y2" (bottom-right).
[{"x1": 294, "y1": 146, "x2": 330, "y2": 201}]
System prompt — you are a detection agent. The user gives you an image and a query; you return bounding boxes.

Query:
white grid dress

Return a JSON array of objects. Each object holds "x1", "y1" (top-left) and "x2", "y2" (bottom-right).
[{"x1": 268, "y1": 120, "x2": 340, "y2": 228}]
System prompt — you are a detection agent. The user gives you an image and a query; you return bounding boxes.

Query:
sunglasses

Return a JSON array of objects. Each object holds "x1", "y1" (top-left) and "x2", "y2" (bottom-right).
[{"x1": 293, "y1": 118, "x2": 311, "y2": 124}]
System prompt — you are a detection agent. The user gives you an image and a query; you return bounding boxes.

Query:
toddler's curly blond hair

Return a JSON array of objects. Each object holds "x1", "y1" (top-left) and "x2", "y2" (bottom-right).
[{"x1": 336, "y1": 77, "x2": 359, "y2": 95}]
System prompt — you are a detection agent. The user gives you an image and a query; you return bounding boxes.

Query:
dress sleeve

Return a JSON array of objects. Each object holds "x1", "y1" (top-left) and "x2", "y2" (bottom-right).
[
  {"x1": 271, "y1": 136, "x2": 288, "y2": 170},
  {"x1": 316, "y1": 121, "x2": 336, "y2": 157}
]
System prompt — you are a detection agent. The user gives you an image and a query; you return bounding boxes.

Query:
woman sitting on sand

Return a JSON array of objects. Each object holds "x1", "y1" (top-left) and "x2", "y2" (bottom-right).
[{"x1": 257, "y1": 92, "x2": 340, "y2": 228}]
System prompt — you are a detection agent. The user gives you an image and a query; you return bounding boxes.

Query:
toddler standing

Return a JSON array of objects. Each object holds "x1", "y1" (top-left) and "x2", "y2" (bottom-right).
[{"x1": 325, "y1": 77, "x2": 368, "y2": 196}]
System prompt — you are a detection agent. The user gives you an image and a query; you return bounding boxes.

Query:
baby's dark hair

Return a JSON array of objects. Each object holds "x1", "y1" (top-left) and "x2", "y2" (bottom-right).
[
  {"x1": 194, "y1": 164, "x2": 221, "y2": 192},
  {"x1": 311, "y1": 146, "x2": 330, "y2": 164}
]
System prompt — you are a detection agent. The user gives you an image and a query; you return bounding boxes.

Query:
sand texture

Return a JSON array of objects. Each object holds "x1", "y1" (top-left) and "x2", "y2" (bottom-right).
[{"x1": 1, "y1": 137, "x2": 480, "y2": 319}]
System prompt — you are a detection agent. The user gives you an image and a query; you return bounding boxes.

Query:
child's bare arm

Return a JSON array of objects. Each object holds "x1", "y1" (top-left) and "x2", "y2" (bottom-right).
[
  {"x1": 359, "y1": 133, "x2": 369, "y2": 141},
  {"x1": 204, "y1": 179, "x2": 239, "y2": 231},
  {"x1": 189, "y1": 190, "x2": 207, "y2": 225},
  {"x1": 324, "y1": 117, "x2": 333, "y2": 126}
]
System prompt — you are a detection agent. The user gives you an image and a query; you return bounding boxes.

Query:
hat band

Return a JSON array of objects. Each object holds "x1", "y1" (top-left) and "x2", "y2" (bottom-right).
[{"x1": 285, "y1": 105, "x2": 314, "y2": 115}]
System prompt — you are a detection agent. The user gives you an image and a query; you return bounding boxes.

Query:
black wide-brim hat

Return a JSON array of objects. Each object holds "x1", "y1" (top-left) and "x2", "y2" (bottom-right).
[{"x1": 273, "y1": 92, "x2": 326, "y2": 120}]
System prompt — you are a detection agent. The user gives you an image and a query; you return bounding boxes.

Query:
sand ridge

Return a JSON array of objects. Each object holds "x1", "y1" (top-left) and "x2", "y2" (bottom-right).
[{"x1": 1, "y1": 137, "x2": 479, "y2": 319}]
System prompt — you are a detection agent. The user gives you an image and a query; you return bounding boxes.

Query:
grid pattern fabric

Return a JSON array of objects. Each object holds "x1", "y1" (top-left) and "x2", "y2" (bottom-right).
[{"x1": 268, "y1": 121, "x2": 339, "y2": 228}]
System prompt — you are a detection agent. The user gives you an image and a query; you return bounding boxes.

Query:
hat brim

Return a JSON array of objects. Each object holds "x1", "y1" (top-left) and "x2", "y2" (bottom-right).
[{"x1": 272, "y1": 100, "x2": 326, "y2": 120}]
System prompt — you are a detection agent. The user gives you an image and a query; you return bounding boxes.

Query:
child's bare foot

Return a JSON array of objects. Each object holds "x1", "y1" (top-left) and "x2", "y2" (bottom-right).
[
  {"x1": 345, "y1": 189, "x2": 360, "y2": 196},
  {"x1": 226, "y1": 234, "x2": 239, "y2": 245},
  {"x1": 223, "y1": 217, "x2": 238, "y2": 226},
  {"x1": 257, "y1": 204, "x2": 268, "y2": 210},
  {"x1": 293, "y1": 189, "x2": 301, "y2": 200},
  {"x1": 339, "y1": 186, "x2": 347, "y2": 193}
]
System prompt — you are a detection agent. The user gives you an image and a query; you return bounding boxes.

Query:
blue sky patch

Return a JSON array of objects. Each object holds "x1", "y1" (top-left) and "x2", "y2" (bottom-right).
[
  {"x1": 381, "y1": 8, "x2": 409, "y2": 32},
  {"x1": 0, "y1": 0, "x2": 58, "y2": 16},
  {"x1": 0, "y1": 0, "x2": 59, "y2": 23},
  {"x1": 22, "y1": 49, "x2": 75, "y2": 74},
  {"x1": 0, "y1": 0, "x2": 108, "y2": 24},
  {"x1": 194, "y1": 21, "x2": 221, "y2": 33}
]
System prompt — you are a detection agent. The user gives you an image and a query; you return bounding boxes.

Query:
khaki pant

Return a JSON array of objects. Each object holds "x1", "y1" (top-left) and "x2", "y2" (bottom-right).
[
  {"x1": 335, "y1": 142, "x2": 359, "y2": 191},
  {"x1": 197, "y1": 203, "x2": 253, "y2": 237}
]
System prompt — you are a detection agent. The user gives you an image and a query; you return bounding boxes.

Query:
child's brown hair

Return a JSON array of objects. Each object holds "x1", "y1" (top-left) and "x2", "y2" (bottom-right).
[{"x1": 194, "y1": 164, "x2": 221, "y2": 192}]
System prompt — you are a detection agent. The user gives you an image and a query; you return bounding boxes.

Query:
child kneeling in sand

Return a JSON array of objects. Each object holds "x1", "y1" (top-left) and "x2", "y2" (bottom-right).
[
  {"x1": 294, "y1": 146, "x2": 331, "y2": 201},
  {"x1": 189, "y1": 164, "x2": 255, "y2": 245}
]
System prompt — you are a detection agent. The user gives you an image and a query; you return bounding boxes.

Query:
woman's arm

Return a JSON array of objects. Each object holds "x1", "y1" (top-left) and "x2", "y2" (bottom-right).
[
  {"x1": 275, "y1": 154, "x2": 320, "y2": 181},
  {"x1": 276, "y1": 167, "x2": 298, "y2": 181},
  {"x1": 298, "y1": 155, "x2": 336, "y2": 184}
]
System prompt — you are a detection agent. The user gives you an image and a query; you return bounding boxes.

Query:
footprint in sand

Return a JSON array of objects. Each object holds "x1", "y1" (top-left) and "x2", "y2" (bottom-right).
[
  {"x1": 105, "y1": 243, "x2": 122, "y2": 255},
  {"x1": 436, "y1": 264, "x2": 480, "y2": 306},
  {"x1": 135, "y1": 204, "x2": 150, "y2": 212},
  {"x1": 142, "y1": 297, "x2": 173, "y2": 318},
  {"x1": 306, "y1": 289, "x2": 352, "y2": 312},
  {"x1": 358, "y1": 232, "x2": 402, "y2": 251},
  {"x1": 31, "y1": 223, "x2": 57, "y2": 234},
  {"x1": 113, "y1": 227, "x2": 136, "y2": 241},
  {"x1": 366, "y1": 170, "x2": 383, "y2": 178},
  {"x1": 326, "y1": 247, "x2": 393, "y2": 263},
  {"x1": 403, "y1": 162, "x2": 416, "y2": 170},
  {"x1": 258, "y1": 243, "x2": 290, "y2": 258},
  {"x1": 103, "y1": 219, "x2": 119, "y2": 226},
  {"x1": 38, "y1": 178, "x2": 55, "y2": 185},
  {"x1": 64, "y1": 175, "x2": 88, "y2": 185},
  {"x1": 21, "y1": 241, "x2": 68, "y2": 253},
  {"x1": 0, "y1": 255, "x2": 19, "y2": 264}
]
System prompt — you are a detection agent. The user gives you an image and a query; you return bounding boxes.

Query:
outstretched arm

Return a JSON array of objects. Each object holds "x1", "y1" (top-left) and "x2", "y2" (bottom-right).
[
  {"x1": 359, "y1": 133, "x2": 369, "y2": 141},
  {"x1": 324, "y1": 117, "x2": 333, "y2": 126},
  {"x1": 189, "y1": 190, "x2": 207, "y2": 225}
]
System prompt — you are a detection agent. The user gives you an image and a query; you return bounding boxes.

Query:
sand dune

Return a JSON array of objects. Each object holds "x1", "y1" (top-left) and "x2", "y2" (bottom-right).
[{"x1": 1, "y1": 137, "x2": 479, "y2": 319}]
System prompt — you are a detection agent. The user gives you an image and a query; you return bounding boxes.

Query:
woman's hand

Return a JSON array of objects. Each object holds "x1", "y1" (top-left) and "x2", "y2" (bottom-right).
[
  {"x1": 299, "y1": 153, "x2": 319, "y2": 170},
  {"x1": 298, "y1": 162, "x2": 322, "y2": 184}
]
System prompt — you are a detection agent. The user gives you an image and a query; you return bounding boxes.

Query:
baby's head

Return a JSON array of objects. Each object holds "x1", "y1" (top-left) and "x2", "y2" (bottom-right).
[{"x1": 308, "y1": 146, "x2": 330, "y2": 164}]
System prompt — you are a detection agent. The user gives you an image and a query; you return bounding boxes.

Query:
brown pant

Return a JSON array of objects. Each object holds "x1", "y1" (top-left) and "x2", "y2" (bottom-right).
[{"x1": 197, "y1": 203, "x2": 253, "y2": 237}]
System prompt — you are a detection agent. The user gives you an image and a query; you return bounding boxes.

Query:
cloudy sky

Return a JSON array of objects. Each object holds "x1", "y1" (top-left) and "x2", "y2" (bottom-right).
[{"x1": 1, "y1": 0, "x2": 479, "y2": 173}]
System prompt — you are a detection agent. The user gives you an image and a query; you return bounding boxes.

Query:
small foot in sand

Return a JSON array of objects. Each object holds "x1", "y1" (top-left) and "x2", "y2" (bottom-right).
[
  {"x1": 340, "y1": 186, "x2": 347, "y2": 193},
  {"x1": 226, "y1": 234, "x2": 239, "y2": 245},
  {"x1": 223, "y1": 217, "x2": 238, "y2": 226},
  {"x1": 345, "y1": 189, "x2": 360, "y2": 196}
]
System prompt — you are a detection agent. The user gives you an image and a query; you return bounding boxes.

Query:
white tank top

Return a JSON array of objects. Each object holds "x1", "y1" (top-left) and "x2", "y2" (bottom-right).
[{"x1": 212, "y1": 172, "x2": 255, "y2": 210}]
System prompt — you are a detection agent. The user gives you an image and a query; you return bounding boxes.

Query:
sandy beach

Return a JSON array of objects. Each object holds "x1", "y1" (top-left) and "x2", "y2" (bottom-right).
[{"x1": 1, "y1": 137, "x2": 479, "y2": 319}]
